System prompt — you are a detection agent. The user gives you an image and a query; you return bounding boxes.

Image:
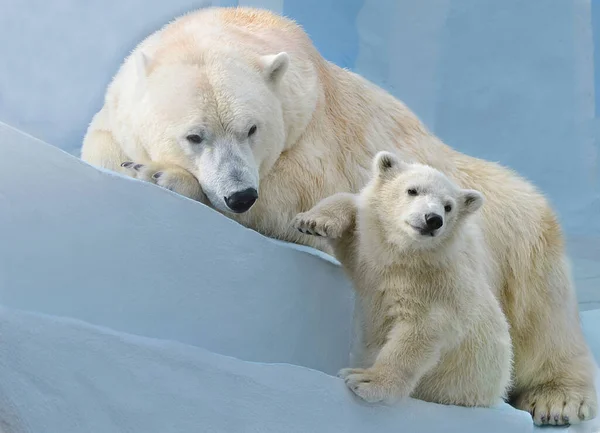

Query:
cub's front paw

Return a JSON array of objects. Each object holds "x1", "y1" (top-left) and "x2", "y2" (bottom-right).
[
  {"x1": 292, "y1": 212, "x2": 344, "y2": 239},
  {"x1": 338, "y1": 367, "x2": 407, "y2": 404},
  {"x1": 121, "y1": 161, "x2": 206, "y2": 202}
]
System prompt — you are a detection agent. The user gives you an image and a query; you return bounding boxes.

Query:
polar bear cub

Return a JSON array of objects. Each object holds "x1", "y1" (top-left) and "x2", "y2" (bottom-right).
[{"x1": 292, "y1": 151, "x2": 513, "y2": 407}]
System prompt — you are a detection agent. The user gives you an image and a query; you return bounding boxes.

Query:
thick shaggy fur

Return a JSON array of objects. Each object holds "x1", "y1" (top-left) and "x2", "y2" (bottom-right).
[
  {"x1": 293, "y1": 152, "x2": 513, "y2": 407},
  {"x1": 81, "y1": 7, "x2": 597, "y2": 425}
]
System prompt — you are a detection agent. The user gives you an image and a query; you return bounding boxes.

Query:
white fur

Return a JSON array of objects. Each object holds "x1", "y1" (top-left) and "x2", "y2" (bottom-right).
[
  {"x1": 81, "y1": 7, "x2": 597, "y2": 425},
  {"x1": 293, "y1": 152, "x2": 513, "y2": 407}
]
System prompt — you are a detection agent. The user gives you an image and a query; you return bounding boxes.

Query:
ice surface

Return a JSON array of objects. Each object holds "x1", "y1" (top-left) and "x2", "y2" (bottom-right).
[
  {"x1": 0, "y1": 122, "x2": 598, "y2": 432},
  {"x1": 0, "y1": 307, "x2": 535, "y2": 433}
]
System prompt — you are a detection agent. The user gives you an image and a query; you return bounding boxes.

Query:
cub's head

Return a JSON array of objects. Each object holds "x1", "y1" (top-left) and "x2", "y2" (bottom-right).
[
  {"x1": 128, "y1": 49, "x2": 292, "y2": 214},
  {"x1": 361, "y1": 152, "x2": 484, "y2": 250}
]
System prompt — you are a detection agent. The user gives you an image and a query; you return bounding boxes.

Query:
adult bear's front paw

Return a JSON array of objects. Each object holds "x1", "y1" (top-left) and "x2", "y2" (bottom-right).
[
  {"x1": 121, "y1": 161, "x2": 206, "y2": 203},
  {"x1": 514, "y1": 384, "x2": 598, "y2": 426}
]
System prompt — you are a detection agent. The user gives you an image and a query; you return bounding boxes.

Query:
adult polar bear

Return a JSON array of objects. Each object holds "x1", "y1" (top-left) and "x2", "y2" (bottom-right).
[{"x1": 81, "y1": 7, "x2": 597, "y2": 425}]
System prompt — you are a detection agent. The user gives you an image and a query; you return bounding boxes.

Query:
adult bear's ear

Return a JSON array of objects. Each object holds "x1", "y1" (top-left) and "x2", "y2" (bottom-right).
[
  {"x1": 460, "y1": 189, "x2": 485, "y2": 214},
  {"x1": 134, "y1": 51, "x2": 152, "y2": 99},
  {"x1": 260, "y1": 52, "x2": 290, "y2": 84},
  {"x1": 373, "y1": 151, "x2": 408, "y2": 179}
]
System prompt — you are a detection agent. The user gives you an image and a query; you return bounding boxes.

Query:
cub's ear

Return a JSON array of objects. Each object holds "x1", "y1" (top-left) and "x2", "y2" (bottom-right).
[
  {"x1": 260, "y1": 52, "x2": 290, "y2": 84},
  {"x1": 460, "y1": 189, "x2": 484, "y2": 214},
  {"x1": 373, "y1": 151, "x2": 408, "y2": 179}
]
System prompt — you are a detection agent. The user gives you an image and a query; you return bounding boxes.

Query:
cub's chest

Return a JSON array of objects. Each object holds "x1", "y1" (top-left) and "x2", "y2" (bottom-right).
[{"x1": 359, "y1": 271, "x2": 432, "y2": 320}]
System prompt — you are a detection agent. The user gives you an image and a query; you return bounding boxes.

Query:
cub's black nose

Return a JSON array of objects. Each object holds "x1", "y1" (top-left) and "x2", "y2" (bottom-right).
[
  {"x1": 424, "y1": 213, "x2": 443, "y2": 231},
  {"x1": 224, "y1": 188, "x2": 258, "y2": 213}
]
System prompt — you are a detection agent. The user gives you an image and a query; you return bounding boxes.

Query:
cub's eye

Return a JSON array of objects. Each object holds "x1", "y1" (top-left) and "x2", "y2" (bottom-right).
[
  {"x1": 407, "y1": 189, "x2": 418, "y2": 196},
  {"x1": 248, "y1": 125, "x2": 257, "y2": 137},
  {"x1": 444, "y1": 204, "x2": 452, "y2": 213},
  {"x1": 186, "y1": 134, "x2": 204, "y2": 144}
]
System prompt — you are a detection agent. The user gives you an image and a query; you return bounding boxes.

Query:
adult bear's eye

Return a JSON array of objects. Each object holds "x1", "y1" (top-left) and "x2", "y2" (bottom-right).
[
  {"x1": 444, "y1": 204, "x2": 452, "y2": 213},
  {"x1": 407, "y1": 188, "x2": 418, "y2": 196},
  {"x1": 186, "y1": 134, "x2": 204, "y2": 144},
  {"x1": 248, "y1": 125, "x2": 257, "y2": 137}
]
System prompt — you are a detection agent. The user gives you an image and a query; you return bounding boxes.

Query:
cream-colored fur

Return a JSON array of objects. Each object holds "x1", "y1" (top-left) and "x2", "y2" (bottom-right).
[
  {"x1": 293, "y1": 152, "x2": 513, "y2": 407},
  {"x1": 81, "y1": 6, "x2": 597, "y2": 425}
]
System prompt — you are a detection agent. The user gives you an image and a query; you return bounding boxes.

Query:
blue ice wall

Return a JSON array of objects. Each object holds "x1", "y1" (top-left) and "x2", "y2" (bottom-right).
[{"x1": 1, "y1": 0, "x2": 599, "y2": 238}]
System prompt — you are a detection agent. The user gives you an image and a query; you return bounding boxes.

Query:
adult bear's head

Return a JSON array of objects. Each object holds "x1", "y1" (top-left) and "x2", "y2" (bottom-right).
[{"x1": 127, "y1": 47, "x2": 294, "y2": 213}]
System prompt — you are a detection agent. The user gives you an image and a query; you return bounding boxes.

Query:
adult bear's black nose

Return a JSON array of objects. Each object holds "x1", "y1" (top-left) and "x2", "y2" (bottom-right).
[
  {"x1": 424, "y1": 213, "x2": 443, "y2": 231},
  {"x1": 224, "y1": 188, "x2": 258, "y2": 213}
]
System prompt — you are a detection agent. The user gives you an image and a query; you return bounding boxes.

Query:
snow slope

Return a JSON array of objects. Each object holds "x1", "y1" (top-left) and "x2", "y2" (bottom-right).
[
  {"x1": 0, "y1": 121, "x2": 354, "y2": 376},
  {"x1": 0, "y1": 307, "x2": 535, "y2": 433},
  {"x1": 0, "y1": 122, "x2": 598, "y2": 432}
]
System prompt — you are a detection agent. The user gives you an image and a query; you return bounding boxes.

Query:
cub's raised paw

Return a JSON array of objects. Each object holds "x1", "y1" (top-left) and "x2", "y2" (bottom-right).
[
  {"x1": 337, "y1": 367, "x2": 402, "y2": 404},
  {"x1": 120, "y1": 161, "x2": 206, "y2": 202},
  {"x1": 515, "y1": 385, "x2": 598, "y2": 426},
  {"x1": 292, "y1": 213, "x2": 344, "y2": 239}
]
